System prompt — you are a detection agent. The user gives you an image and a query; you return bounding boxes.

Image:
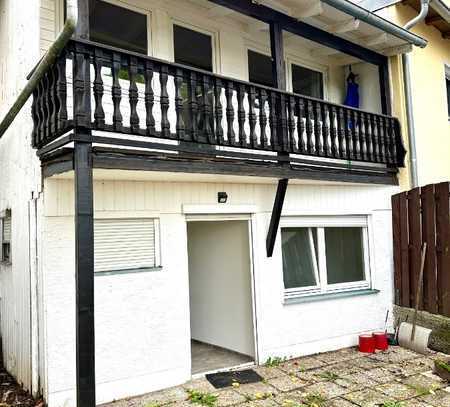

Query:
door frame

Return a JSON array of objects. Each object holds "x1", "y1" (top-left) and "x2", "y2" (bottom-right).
[{"x1": 185, "y1": 207, "x2": 260, "y2": 368}]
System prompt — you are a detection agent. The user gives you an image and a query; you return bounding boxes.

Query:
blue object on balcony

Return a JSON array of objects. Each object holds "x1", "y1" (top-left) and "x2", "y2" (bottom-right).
[{"x1": 344, "y1": 81, "x2": 359, "y2": 109}]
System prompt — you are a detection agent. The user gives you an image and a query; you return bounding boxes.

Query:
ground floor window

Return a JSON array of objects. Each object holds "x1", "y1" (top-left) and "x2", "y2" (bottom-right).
[
  {"x1": 1, "y1": 210, "x2": 11, "y2": 264},
  {"x1": 94, "y1": 218, "x2": 160, "y2": 273},
  {"x1": 281, "y1": 216, "x2": 370, "y2": 299}
]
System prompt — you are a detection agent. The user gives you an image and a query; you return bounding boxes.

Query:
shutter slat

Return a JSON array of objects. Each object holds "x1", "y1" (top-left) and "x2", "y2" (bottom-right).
[
  {"x1": 3, "y1": 217, "x2": 11, "y2": 242},
  {"x1": 94, "y1": 218, "x2": 157, "y2": 272}
]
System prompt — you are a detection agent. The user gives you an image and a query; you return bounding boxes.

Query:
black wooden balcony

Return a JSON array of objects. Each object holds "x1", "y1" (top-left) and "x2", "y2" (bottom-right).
[{"x1": 32, "y1": 39, "x2": 406, "y2": 183}]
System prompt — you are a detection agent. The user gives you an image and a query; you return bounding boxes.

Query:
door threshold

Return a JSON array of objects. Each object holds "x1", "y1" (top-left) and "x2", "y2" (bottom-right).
[{"x1": 192, "y1": 361, "x2": 256, "y2": 380}]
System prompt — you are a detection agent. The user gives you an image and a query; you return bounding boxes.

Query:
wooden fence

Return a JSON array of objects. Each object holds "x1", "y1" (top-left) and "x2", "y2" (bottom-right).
[{"x1": 392, "y1": 182, "x2": 450, "y2": 317}]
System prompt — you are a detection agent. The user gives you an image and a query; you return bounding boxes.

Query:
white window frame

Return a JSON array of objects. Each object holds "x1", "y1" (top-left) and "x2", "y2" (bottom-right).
[
  {"x1": 286, "y1": 55, "x2": 329, "y2": 100},
  {"x1": 171, "y1": 19, "x2": 220, "y2": 74},
  {"x1": 57, "y1": 0, "x2": 154, "y2": 56},
  {"x1": 280, "y1": 215, "x2": 371, "y2": 300},
  {"x1": 93, "y1": 215, "x2": 161, "y2": 273},
  {"x1": 0, "y1": 210, "x2": 11, "y2": 265}
]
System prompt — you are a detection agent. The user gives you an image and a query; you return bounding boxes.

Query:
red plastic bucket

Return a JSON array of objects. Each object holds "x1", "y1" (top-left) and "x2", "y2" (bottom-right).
[
  {"x1": 373, "y1": 332, "x2": 389, "y2": 351},
  {"x1": 359, "y1": 334, "x2": 376, "y2": 353}
]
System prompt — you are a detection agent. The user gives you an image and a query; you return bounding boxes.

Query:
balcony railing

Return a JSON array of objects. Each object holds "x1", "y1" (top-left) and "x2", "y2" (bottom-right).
[{"x1": 31, "y1": 39, "x2": 406, "y2": 168}]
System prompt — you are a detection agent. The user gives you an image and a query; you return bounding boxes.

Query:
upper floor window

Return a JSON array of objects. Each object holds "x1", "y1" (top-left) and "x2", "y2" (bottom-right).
[
  {"x1": 291, "y1": 63, "x2": 324, "y2": 99},
  {"x1": 1, "y1": 210, "x2": 11, "y2": 264},
  {"x1": 281, "y1": 216, "x2": 370, "y2": 299},
  {"x1": 89, "y1": 0, "x2": 148, "y2": 54},
  {"x1": 173, "y1": 25, "x2": 213, "y2": 72},
  {"x1": 248, "y1": 50, "x2": 274, "y2": 88}
]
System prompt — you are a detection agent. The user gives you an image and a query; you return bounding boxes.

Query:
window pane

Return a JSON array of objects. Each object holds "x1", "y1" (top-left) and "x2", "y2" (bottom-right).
[
  {"x1": 89, "y1": 0, "x2": 148, "y2": 54},
  {"x1": 248, "y1": 50, "x2": 274, "y2": 88},
  {"x1": 174, "y1": 25, "x2": 213, "y2": 72},
  {"x1": 325, "y1": 227, "x2": 365, "y2": 284},
  {"x1": 292, "y1": 64, "x2": 324, "y2": 99},
  {"x1": 281, "y1": 228, "x2": 318, "y2": 289}
]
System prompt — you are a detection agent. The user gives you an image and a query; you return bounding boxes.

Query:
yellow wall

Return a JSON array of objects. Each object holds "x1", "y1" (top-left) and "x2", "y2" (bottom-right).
[{"x1": 389, "y1": 4, "x2": 450, "y2": 189}]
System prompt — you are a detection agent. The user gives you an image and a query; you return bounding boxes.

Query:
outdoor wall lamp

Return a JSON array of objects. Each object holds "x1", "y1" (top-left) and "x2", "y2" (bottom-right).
[{"x1": 218, "y1": 192, "x2": 228, "y2": 203}]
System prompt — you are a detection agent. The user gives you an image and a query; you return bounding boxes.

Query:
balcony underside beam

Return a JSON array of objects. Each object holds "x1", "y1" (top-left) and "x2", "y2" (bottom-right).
[
  {"x1": 206, "y1": 0, "x2": 387, "y2": 66},
  {"x1": 40, "y1": 144, "x2": 398, "y2": 185}
]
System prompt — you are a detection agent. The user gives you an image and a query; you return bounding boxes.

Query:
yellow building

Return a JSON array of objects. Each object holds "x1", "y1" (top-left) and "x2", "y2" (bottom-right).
[{"x1": 377, "y1": 0, "x2": 450, "y2": 188}]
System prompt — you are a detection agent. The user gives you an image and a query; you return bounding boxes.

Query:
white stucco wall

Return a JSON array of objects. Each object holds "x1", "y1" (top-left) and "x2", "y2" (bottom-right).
[
  {"x1": 41, "y1": 175, "x2": 398, "y2": 407},
  {"x1": 0, "y1": 0, "x2": 43, "y2": 395}
]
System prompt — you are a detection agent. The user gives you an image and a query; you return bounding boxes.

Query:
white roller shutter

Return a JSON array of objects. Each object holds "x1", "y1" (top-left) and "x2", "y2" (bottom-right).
[
  {"x1": 2, "y1": 216, "x2": 11, "y2": 242},
  {"x1": 94, "y1": 218, "x2": 159, "y2": 272}
]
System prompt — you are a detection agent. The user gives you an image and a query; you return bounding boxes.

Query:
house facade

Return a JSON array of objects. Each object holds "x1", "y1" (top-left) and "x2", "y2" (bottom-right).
[
  {"x1": 374, "y1": 0, "x2": 450, "y2": 188},
  {"x1": 0, "y1": 0, "x2": 428, "y2": 406}
]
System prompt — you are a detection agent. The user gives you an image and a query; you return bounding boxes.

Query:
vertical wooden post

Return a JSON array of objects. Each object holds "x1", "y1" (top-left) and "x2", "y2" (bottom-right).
[
  {"x1": 378, "y1": 62, "x2": 391, "y2": 116},
  {"x1": 266, "y1": 179, "x2": 289, "y2": 257},
  {"x1": 74, "y1": 139, "x2": 96, "y2": 407},
  {"x1": 270, "y1": 22, "x2": 286, "y2": 90},
  {"x1": 75, "y1": 0, "x2": 90, "y2": 40}
]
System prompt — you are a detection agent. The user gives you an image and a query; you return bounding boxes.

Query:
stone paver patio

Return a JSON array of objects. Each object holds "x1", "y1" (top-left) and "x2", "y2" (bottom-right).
[{"x1": 103, "y1": 346, "x2": 450, "y2": 407}]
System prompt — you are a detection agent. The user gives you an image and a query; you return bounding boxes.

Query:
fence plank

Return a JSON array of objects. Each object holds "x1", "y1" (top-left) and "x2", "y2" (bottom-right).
[
  {"x1": 392, "y1": 194, "x2": 402, "y2": 306},
  {"x1": 408, "y1": 187, "x2": 422, "y2": 309},
  {"x1": 399, "y1": 191, "x2": 410, "y2": 308},
  {"x1": 435, "y1": 182, "x2": 450, "y2": 317},
  {"x1": 421, "y1": 184, "x2": 438, "y2": 314}
]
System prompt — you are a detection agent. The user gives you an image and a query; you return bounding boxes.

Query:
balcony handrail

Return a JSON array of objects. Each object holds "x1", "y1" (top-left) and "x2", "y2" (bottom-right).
[
  {"x1": 31, "y1": 38, "x2": 407, "y2": 168},
  {"x1": 73, "y1": 38, "x2": 397, "y2": 120}
]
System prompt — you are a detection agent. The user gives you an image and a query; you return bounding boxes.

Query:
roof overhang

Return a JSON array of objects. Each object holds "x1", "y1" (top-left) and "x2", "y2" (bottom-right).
[{"x1": 406, "y1": 0, "x2": 450, "y2": 39}]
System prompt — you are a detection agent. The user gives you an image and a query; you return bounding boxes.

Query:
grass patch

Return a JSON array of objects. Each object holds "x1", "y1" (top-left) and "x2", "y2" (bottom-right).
[
  {"x1": 265, "y1": 356, "x2": 286, "y2": 367},
  {"x1": 186, "y1": 389, "x2": 218, "y2": 406},
  {"x1": 436, "y1": 359, "x2": 450, "y2": 373},
  {"x1": 317, "y1": 371, "x2": 340, "y2": 381},
  {"x1": 381, "y1": 402, "x2": 404, "y2": 407}
]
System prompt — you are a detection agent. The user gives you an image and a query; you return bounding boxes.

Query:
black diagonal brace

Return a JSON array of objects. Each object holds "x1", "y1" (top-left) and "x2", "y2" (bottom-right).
[{"x1": 266, "y1": 178, "x2": 289, "y2": 257}]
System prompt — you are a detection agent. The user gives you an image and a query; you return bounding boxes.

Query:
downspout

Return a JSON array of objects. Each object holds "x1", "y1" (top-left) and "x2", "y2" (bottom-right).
[
  {"x1": 402, "y1": 0, "x2": 430, "y2": 187},
  {"x1": 0, "y1": 0, "x2": 78, "y2": 139}
]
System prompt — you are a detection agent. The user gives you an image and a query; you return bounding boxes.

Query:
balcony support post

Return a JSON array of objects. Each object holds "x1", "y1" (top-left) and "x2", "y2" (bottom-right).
[
  {"x1": 74, "y1": 137, "x2": 96, "y2": 407},
  {"x1": 266, "y1": 178, "x2": 289, "y2": 257},
  {"x1": 75, "y1": 0, "x2": 90, "y2": 39},
  {"x1": 379, "y1": 61, "x2": 392, "y2": 116},
  {"x1": 270, "y1": 21, "x2": 286, "y2": 90}
]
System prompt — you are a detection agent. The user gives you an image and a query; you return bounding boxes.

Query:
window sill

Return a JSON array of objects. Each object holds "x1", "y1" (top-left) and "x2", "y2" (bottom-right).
[
  {"x1": 284, "y1": 288, "x2": 380, "y2": 305},
  {"x1": 94, "y1": 266, "x2": 162, "y2": 277},
  {"x1": 0, "y1": 261, "x2": 12, "y2": 267}
]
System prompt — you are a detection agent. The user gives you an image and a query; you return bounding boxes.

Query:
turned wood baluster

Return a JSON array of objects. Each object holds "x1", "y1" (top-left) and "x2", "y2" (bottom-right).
[
  {"x1": 287, "y1": 95, "x2": 296, "y2": 152},
  {"x1": 237, "y1": 84, "x2": 246, "y2": 147},
  {"x1": 249, "y1": 86, "x2": 257, "y2": 148},
  {"x1": 47, "y1": 67, "x2": 57, "y2": 136},
  {"x1": 214, "y1": 78, "x2": 224, "y2": 144},
  {"x1": 111, "y1": 52, "x2": 123, "y2": 132},
  {"x1": 359, "y1": 112, "x2": 367, "y2": 161},
  {"x1": 352, "y1": 110, "x2": 361, "y2": 160},
  {"x1": 269, "y1": 91, "x2": 278, "y2": 150},
  {"x1": 188, "y1": 72, "x2": 199, "y2": 141},
  {"x1": 364, "y1": 113, "x2": 373, "y2": 161},
  {"x1": 278, "y1": 94, "x2": 288, "y2": 152},
  {"x1": 202, "y1": 74, "x2": 213, "y2": 143},
  {"x1": 93, "y1": 49, "x2": 105, "y2": 129},
  {"x1": 298, "y1": 98, "x2": 306, "y2": 153},
  {"x1": 159, "y1": 65, "x2": 170, "y2": 138},
  {"x1": 305, "y1": 99, "x2": 314, "y2": 154},
  {"x1": 144, "y1": 60, "x2": 156, "y2": 137},
  {"x1": 383, "y1": 117, "x2": 392, "y2": 164},
  {"x1": 225, "y1": 81, "x2": 235, "y2": 146},
  {"x1": 31, "y1": 88, "x2": 39, "y2": 147},
  {"x1": 128, "y1": 56, "x2": 140, "y2": 133},
  {"x1": 345, "y1": 109, "x2": 354, "y2": 160},
  {"x1": 389, "y1": 118, "x2": 398, "y2": 165},
  {"x1": 174, "y1": 68, "x2": 186, "y2": 140},
  {"x1": 259, "y1": 89, "x2": 268, "y2": 149},
  {"x1": 42, "y1": 72, "x2": 50, "y2": 141},
  {"x1": 322, "y1": 104, "x2": 331, "y2": 157},
  {"x1": 338, "y1": 107, "x2": 346, "y2": 159},
  {"x1": 377, "y1": 116, "x2": 386, "y2": 163},
  {"x1": 371, "y1": 115, "x2": 380, "y2": 162},
  {"x1": 330, "y1": 106, "x2": 338, "y2": 158},
  {"x1": 36, "y1": 81, "x2": 45, "y2": 145},
  {"x1": 55, "y1": 53, "x2": 68, "y2": 131},
  {"x1": 313, "y1": 101, "x2": 323, "y2": 156}
]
